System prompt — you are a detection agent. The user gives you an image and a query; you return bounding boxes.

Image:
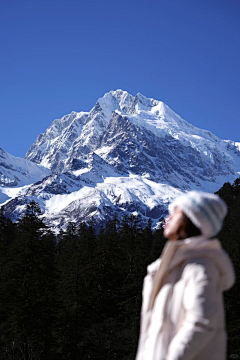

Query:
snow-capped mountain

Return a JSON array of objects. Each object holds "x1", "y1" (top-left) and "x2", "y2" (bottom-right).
[
  {"x1": 1, "y1": 90, "x2": 240, "y2": 231},
  {"x1": 0, "y1": 147, "x2": 50, "y2": 204}
]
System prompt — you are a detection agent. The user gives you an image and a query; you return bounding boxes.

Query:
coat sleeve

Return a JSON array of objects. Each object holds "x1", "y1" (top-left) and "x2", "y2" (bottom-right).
[{"x1": 166, "y1": 258, "x2": 223, "y2": 360}]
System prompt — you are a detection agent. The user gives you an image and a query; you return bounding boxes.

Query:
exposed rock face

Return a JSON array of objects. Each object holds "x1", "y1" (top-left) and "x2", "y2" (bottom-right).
[{"x1": 1, "y1": 90, "x2": 240, "y2": 232}]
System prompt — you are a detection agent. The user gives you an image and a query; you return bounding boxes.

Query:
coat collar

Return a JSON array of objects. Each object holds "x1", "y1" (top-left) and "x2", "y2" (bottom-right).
[
  {"x1": 147, "y1": 235, "x2": 235, "y2": 291},
  {"x1": 147, "y1": 235, "x2": 207, "y2": 275}
]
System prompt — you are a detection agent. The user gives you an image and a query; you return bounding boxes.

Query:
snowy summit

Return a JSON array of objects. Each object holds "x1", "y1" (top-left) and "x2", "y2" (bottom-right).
[{"x1": 1, "y1": 90, "x2": 240, "y2": 231}]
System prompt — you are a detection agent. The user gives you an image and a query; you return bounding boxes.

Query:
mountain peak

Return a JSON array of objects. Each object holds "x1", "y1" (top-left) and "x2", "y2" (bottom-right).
[
  {"x1": 1, "y1": 89, "x2": 240, "y2": 232},
  {"x1": 24, "y1": 89, "x2": 234, "y2": 172}
]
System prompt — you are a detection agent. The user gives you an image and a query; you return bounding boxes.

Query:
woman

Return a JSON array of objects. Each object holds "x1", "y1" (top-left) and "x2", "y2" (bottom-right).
[{"x1": 136, "y1": 191, "x2": 235, "y2": 360}]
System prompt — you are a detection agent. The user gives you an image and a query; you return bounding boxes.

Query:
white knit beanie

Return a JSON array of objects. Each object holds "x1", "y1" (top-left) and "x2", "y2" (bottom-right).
[{"x1": 169, "y1": 191, "x2": 228, "y2": 238}]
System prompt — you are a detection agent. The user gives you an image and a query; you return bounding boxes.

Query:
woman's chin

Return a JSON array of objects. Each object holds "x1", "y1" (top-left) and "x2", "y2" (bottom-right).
[{"x1": 163, "y1": 228, "x2": 170, "y2": 239}]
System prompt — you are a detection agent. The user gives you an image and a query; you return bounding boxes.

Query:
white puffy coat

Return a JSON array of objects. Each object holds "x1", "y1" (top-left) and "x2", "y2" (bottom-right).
[{"x1": 136, "y1": 236, "x2": 235, "y2": 360}]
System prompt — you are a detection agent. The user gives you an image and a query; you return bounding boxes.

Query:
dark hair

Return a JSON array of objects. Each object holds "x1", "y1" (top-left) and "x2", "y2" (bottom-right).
[{"x1": 178, "y1": 213, "x2": 201, "y2": 240}]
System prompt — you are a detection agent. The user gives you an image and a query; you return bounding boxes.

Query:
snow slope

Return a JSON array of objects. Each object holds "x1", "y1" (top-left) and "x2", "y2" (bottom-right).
[{"x1": 0, "y1": 147, "x2": 50, "y2": 187}]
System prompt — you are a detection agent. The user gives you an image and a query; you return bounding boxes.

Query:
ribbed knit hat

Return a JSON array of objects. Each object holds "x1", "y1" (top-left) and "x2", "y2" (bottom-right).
[{"x1": 169, "y1": 191, "x2": 228, "y2": 238}]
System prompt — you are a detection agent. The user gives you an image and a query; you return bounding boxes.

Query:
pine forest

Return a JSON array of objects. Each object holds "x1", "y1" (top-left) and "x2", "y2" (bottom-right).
[{"x1": 0, "y1": 179, "x2": 239, "y2": 360}]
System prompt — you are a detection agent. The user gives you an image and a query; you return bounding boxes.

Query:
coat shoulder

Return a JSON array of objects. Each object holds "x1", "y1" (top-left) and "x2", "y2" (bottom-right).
[{"x1": 181, "y1": 257, "x2": 220, "y2": 284}]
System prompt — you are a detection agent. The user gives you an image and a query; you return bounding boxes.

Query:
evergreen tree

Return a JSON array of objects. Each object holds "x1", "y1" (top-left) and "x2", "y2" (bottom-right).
[
  {"x1": 0, "y1": 208, "x2": 15, "y2": 345},
  {"x1": 149, "y1": 217, "x2": 166, "y2": 263},
  {"x1": 0, "y1": 201, "x2": 55, "y2": 360},
  {"x1": 54, "y1": 221, "x2": 98, "y2": 359},
  {"x1": 0, "y1": 206, "x2": 15, "y2": 281},
  {"x1": 115, "y1": 215, "x2": 144, "y2": 359},
  {"x1": 216, "y1": 179, "x2": 240, "y2": 355},
  {"x1": 0, "y1": 206, "x2": 15, "y2": 247},
  {"x1": 92, "y1": 216, "x2": 127, "y2": 359}
]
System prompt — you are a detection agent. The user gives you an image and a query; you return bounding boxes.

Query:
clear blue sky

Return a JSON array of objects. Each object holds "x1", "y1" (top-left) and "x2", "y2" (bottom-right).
[{"x1": 1, "y1": 0, "x2": 240, "y2": 157}]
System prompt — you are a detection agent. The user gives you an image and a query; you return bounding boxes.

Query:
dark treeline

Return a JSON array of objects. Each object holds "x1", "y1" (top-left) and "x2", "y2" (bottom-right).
[
  {"x1": 0, "y1": 178, "x2": 239, "y2": 359},
  {"x1": 0, "y1": 201, "x2": 165, "y2": 360}
]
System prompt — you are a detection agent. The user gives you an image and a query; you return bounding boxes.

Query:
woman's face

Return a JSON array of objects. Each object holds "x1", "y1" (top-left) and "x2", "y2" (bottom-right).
[{"x1": 163, "y1": 207, "x2": 186, "y2": 241}]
